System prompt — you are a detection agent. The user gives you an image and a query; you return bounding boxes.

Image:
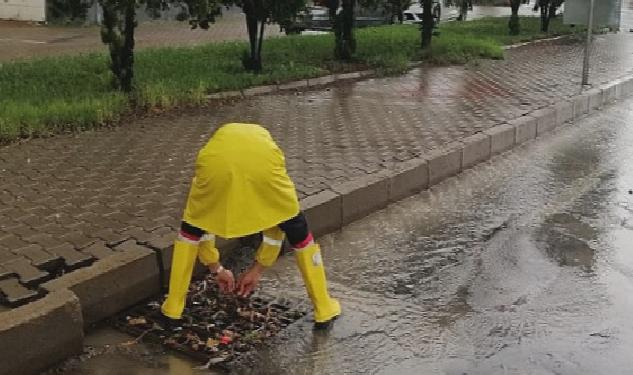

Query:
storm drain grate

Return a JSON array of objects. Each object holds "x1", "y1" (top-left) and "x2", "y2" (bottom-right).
[{"x1": 112, "y1": 274, "x2": 306, "y2": 370}]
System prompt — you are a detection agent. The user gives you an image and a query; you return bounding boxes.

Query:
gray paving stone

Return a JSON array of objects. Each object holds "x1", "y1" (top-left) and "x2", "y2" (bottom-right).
[
  {"x1": 2, "y1": 258, "x2": 49, "y2": 286},
  {"x1": 0, "y1": 278, "x2": 39, "y2": 307}
]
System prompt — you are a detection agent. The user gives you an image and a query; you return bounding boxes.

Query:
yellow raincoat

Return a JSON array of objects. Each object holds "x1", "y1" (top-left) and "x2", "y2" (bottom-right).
[{"x1": 183, "y1": 123, "x2": 300, "y2": 238}]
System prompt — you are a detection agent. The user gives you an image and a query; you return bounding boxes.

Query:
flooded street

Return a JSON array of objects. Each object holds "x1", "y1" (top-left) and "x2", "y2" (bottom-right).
[{"x1": 59, "y1": 96, "x2": 633, "y2": 374}]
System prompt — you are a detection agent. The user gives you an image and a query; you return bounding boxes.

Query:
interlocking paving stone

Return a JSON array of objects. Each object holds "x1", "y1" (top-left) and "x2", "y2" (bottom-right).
[
  {"x1": 3, "y1": 258, "x2": 49, "y2": 286},
  {"x1": 1, "y1": 33, "x2": 633, "y2": 309},
  {"x1": 13, "y1": 244, "x2": 61, "y2": 269},
  {"x1": 81, "y1": 242, "x2": 115, "y2": 260},
  {"x1": 49, "y1": 244, "x2": 95, "y2": 270},
  {"x1": 0, "y1": 277, "x2": 39, "y2": 307}
]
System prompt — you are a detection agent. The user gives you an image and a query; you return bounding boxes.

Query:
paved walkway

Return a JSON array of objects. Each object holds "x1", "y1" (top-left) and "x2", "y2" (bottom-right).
[
  {"x1": 1, "y1": 33, "x2": 633, "y2": 310},
  {"x1": 0, "y1": 9, "x2": 282, "y2": 62}
]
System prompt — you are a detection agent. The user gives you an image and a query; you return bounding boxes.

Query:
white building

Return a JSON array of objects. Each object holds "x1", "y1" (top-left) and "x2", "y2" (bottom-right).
[{"x1": 0, "y1": 0, "x2": 47, "y2": 22}]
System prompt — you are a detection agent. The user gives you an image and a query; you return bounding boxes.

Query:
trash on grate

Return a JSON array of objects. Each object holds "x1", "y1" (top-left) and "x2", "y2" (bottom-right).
[{"x1": 112, "y1": 274, "x2": 306, "y2": 370}]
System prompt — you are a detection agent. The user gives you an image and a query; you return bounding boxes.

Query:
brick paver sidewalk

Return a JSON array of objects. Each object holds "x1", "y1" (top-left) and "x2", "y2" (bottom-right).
[{"x1": 1, "y1": 33, "x2": 633, "y2": 310}]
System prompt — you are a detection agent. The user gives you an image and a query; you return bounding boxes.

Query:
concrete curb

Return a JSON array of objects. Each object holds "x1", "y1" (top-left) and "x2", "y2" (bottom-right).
[
  {"x1": 205, "y1": 70, "x2": 376, "y2": 101},
  {"x1": 0, "y1": 289, "x2": 83, "y2": 375},
  {"x1": 42, "y1": 241, "x2": 161, "y2": 328}
]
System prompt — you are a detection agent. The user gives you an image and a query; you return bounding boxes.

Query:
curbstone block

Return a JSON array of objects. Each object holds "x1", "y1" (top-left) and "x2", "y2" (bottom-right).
[
  {"x1": 43, "y1": 242, "x2": 160, "y2": 327},
  {"x1": 622, "y1": 77, "x2": 633, "y2": 97},
  {"x1": 486, "y1": 123, "x2": 516, "y2": 155},
  {"x1": 511, "y1": 116, "x2": 537, "y2": 144},
  {"x1": 427, "y1": 143, "x2": 463, "y2": 186},
  {"x1": 331, "y1": 173, "x2": 390, "y2": 226},
  {"x1": 242, "y1": 85, "x2": 277, "y2": 97},
  {"x1": 613, "y1": 79, "x2": 624, "y2": 100},
  {"x1": 533, "y1": 107, "x2": 557, "y2": 136},
  {"x1": 301, "y1": 190, "x2": 342, "y2": 237},
  {"x1": 587, "y1": 89, "x2": 604, "y2": 112},
  {"x1": 461, "y1": 133, "x2": 491, "y2": 170},
  {"x1": 337, "y1": 72, "x2": 362, "y2": 81},
  {"x1": 224, "y1": 91, "x2": 244, "y2": 99},
  {"x1": 278, "y1": 80, "x2": 309, "y2": 91},
  {"x1": 0, "y1": 289, "x2": 83, "y2": 375},
  {"x1": 554, "y1": 100, "x2": 574, "y2": 126},
  {"x1": 572, "y1": 94, "x2": 589, "y2": 119},
  {"x1": 601, "y1": 84, "x2": 617, "y2": 104},
  {"x1": 613, "y1": 77, "x2": 633, "y2": 99},
  {"x1": 307, "y1": 75, "x2": 337, "y2": 87},
  {"x1": 387, "y1": 158, "x2": 429, "y2": 203}
]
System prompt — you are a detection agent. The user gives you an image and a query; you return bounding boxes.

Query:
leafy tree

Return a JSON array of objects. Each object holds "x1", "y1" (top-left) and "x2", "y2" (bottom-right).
[
  {"x1": 99, "y1": 0, "x2": 138, "y2": 92},
  {"x1": 457, "y1": 0, "x2": 472, "y2": 21},
  {"x1": 533, "y1": 0, "x2": 564, "y2": 32},
  {"x1": 234, "y1": 0, "x2": 306, "y2": 72},
  {"x1": 182, "y1": 0, "x2": 305, "y2": 72},
  {"x1": 48, "y1": 0, "x2": 91, "y2": 21},
  {"x1": 508, "y1": 0, "x2": 521, "y2": 35},
  {"x1": 385, "y1": 0, "x2": 412, "y2": 23},
  {"x1": 98, "y1": 0, "x2": 185, "y2": 92}
]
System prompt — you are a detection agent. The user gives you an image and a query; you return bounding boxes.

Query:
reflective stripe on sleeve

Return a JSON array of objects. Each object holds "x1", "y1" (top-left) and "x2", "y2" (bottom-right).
[{"x1": 263, "y1": 236, "x2": 283, "y2": 246}]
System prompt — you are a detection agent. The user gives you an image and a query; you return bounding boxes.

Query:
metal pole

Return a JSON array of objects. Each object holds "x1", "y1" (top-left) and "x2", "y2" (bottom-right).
[{"x1": 582, "y1": 0, "x2": 595, "y2": 86}]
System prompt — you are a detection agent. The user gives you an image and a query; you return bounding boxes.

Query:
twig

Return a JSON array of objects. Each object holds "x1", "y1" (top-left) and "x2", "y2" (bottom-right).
[{"x1": 119, "y1": 327, "x2": 160, "y2": 346}]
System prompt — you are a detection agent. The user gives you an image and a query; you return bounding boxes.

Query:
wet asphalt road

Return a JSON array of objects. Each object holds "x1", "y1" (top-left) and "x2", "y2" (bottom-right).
[{"x1": 57, "y1": 96, "x2": 633, "y2": 374}]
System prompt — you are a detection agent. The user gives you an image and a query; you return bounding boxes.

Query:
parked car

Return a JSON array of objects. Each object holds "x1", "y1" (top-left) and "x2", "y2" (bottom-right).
[
  {"x1": 282, "y1": 4, "x2": 391, "y2": 34},
  {"x1": 402, "y1": 0, "x2": 459, "y2": 25}
]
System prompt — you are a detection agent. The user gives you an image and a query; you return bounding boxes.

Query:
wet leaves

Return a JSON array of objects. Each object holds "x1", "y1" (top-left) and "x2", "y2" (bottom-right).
[
  {"x1": 206, "y1": 338, "x2": 220, "y2": 348},
  {"x1": 112, "y1": 274, "x2": 306, "y2": 370}
]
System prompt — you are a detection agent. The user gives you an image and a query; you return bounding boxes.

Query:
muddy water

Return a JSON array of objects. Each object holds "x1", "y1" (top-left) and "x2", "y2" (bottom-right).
[
  {"x1": 49, "y1": 328, "x2": 222, "y2": 375},
  {"x1": 60, "y1": 98, "x2": 633, "y2": 374}
]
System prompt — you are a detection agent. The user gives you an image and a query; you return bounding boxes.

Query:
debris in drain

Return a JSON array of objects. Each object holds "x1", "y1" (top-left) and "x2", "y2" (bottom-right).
[{"x1": 112, "y1": 274, "x2": 306, "y2": 370}]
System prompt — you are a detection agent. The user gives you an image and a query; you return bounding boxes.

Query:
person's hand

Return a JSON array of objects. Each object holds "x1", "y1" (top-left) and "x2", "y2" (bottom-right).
[
  {"x1": 236, "y1": 263, "x2": 265, "y2": 297},
  {"x1": 215, "y1": 267, "x2": 235, "y2": 294}
]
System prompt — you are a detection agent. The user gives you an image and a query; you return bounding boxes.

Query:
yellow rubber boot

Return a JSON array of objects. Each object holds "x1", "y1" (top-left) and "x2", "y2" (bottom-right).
[
  {"x1": 294, "y1": 243, "x2": 341, "y2": 327},
  {"x1": 161, "y1": 240, "x2": 199, "y2": 319}
]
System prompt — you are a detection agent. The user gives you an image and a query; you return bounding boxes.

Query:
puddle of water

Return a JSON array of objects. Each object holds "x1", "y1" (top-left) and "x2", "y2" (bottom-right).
[{"x1": 47, "y1": 328, "x2": 221, "y2": 375}]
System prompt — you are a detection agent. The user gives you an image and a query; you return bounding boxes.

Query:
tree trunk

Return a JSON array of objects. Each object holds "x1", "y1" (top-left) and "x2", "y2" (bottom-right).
[
  {"x1": 256, "y1": 20, "x2": 265, "y2": 70},
  {"x1": 508, "y1": 0, "x2": 520, "y2": 35},
  {"x1": 540, "y1": 0, "x2": 551, "y2": 32},
  {"x1": 458, "y1": 0, "x2": 468, "y2": 21},
  {"x1": 331, "y1": 0, "x2": 355, "y2": 60},
  {"x1": 421, "y1": 0, "x2": 434, "y2": 49},
  {"x1": 99, "y1": 0, "x2": 136, "y2": 93},
  {"x1": 100, "y1": 2, "x2": 121, "y2": 89},
  {"x1": 120, "y1": 0, "x2": 136, "y2": 93},
  {"x1": 244, "y1": 12, "x2": 262, "y2": 72}
]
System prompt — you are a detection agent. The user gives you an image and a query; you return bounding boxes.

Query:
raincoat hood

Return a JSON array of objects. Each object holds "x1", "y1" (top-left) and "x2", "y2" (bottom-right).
[{"x1": 183, "y1": 123, "x2": 300, "y2": 238}]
